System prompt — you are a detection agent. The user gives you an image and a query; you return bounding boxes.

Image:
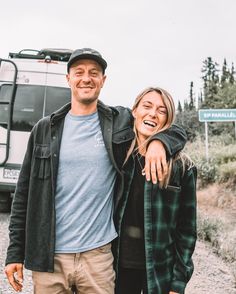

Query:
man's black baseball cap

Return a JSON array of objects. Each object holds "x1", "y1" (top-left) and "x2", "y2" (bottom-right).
[{"x1": 67, "y1": 48, "x2": 107, "y2": 73}]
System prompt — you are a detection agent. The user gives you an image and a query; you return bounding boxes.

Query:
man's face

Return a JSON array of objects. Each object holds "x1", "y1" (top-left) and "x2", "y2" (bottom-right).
[{"x1": 67, "y1": 59, "x2": 106, "y2": 106}]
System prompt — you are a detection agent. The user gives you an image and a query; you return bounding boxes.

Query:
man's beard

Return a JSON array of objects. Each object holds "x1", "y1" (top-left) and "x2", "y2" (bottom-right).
[{"x1": 80, "y1": 96, "x2": 98, "y2": 105}]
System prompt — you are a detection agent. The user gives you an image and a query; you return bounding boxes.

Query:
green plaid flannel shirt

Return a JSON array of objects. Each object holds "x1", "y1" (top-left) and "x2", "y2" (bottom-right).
[{"x1": 114, "y1": 157, "x2": 197, "y2": 294}]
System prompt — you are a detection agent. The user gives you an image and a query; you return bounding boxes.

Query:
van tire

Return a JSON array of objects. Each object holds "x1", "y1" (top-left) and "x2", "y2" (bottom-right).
[{"x1": 0, "y1": 192, "x2": 12, "y2": 213}]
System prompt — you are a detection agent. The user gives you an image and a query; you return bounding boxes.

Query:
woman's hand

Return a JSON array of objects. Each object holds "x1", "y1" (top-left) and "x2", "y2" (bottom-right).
[{"x1": 144, "y1": 140, "x2": 167, "y2": 184}]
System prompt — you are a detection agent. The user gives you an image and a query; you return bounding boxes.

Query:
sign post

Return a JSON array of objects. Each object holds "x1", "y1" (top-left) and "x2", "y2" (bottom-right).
[
  {"x1": 198, "y1": 109, "x2": 236, "y2": 161},
  {"x1": 204, "y1": 121, "x2": 209, "y2": 161},
  {"x1": 235, "y1": 121, "x2": 236, "y2": 139}
]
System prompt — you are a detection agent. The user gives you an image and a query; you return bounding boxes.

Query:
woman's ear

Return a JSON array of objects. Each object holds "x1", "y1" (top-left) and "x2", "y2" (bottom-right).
[{"x1": 132, "y1": 109, "x2": 136, "y2": 118}]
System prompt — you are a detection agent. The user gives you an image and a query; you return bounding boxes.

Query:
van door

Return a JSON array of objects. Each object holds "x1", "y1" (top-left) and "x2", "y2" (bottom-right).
[
  {"x1": 0, "y1": 59, "x2": 17, "y2": 165},
  {"x1": 0, "y1": 55, "x2": 71, "y2": 212}
]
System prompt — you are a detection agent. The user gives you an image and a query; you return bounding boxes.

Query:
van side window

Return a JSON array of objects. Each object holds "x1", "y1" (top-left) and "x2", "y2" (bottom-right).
[
  {"x1": 45, "y1": 87, "x2": 71, "y2": 116},
  {"x1": 0, "y1": 84, "x2": 71, "y2": 132},
  {"x1": 12, "y1": 85, "x2": 44, "y2": 131},
  {"x1": 0, "y1": 84, "x2": 18, "y2": 128}
]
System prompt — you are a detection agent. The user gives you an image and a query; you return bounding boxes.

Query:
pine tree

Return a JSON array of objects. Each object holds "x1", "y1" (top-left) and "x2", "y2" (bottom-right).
[
  {"x1": 201, "y1": 57, "x2": 220, "y2": 108},
  {"x1": 229, "y1": 62, "x2": 235, "y2": 84},
  {"x1": 198, "y1": 91, "x2": 203, "y2": 109},
  {"x1": 189, "y1": 81, "x2": 195, "y2": 110},
  {"x1": 183, "y1": 99, "x2": 189, "y2": 111},
  {"x1": 177, "y1": 100, "x2": 182, "y2": 113},
  {"x1": 220, "y1": 58, "x2": 229, "y2": 87}
]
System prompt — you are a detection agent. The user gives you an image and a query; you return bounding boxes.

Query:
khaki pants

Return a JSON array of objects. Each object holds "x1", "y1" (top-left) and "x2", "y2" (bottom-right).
[{"x1": 32, "y1": 243, "x2": 115, "y2": 294}]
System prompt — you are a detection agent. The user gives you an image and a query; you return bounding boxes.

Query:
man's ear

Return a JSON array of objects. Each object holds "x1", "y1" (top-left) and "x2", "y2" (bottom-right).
[
  {"x1": 101, "y1": 75, "x2": 107, "y2": 88},
  {"x1": 66, "y1": 74, "x2": 70, "y2": 84}
]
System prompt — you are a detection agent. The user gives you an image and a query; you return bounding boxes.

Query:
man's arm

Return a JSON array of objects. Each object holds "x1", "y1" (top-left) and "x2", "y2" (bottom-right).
[
  {"x1": 145, "y1": 124, "x2": 187, "y2": 183},
  {"x1": 150, "y1": 124, "x2": 187, "y2": 156},
  {"x1": 5, "y1": 129, "x2": 35, "y2": 291}
]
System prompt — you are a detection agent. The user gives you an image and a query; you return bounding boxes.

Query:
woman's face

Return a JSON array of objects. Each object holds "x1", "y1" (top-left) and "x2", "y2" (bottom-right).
[{"x1": 132, "y1": 91, "x2": 168, "y2": 144}]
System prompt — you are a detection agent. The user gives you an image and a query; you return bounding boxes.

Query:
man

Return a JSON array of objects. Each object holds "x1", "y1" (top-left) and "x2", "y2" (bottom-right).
[{"x1": 5, "y1": 48, "x2": 187, "y2": 293}]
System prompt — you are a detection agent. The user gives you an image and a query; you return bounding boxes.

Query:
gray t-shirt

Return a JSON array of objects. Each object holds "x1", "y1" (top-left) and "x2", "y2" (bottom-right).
[{"x1": 55, "y1": 111, "x2": 117, "y2": 253}]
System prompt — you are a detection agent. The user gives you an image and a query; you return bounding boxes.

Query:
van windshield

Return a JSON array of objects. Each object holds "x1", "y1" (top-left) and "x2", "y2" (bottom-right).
[{"x1": 0, "y1": 84, "x2": 70, "y2": 132}]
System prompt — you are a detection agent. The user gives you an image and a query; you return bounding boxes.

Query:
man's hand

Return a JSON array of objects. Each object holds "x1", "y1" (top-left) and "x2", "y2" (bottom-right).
[
  {"x1": 144, "y1": 140, "x2": 167, "y2": 184},
  {"x1": 5, "y1": 263, "x2": 24, "y2": 292}
]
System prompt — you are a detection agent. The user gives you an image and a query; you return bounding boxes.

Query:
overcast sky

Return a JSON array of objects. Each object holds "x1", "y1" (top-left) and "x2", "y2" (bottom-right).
[{"x1": 1, "y1": 0, "x2": 235, "y2": 108}]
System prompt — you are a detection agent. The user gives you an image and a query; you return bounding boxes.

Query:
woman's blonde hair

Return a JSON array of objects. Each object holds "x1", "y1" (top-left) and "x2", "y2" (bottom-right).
[{"x1": 125, "y1": 86, "x2": 192, "y2": 188}]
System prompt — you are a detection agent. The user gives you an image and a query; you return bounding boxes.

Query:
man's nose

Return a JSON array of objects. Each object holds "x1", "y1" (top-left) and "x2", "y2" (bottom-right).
[{"x1": 81, "y1": 73, "x2": 91, "y2": 82}]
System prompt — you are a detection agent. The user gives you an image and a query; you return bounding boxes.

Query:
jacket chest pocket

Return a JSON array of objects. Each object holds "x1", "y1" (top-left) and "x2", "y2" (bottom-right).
[
  {"x1": 112, "y1": 127, "x2": 134, "y2": 169},
  {"x1": 163, "y1": 186, "x2": 181, "y2": 206},
  {"x1": 112, "y1": 127, "x2": 134, "y2": 144},
  {"x1": 32, "y1": 145, "x2": 51, "y2": 180},
  {"x1": 161, "y1": 186, "x2": 181, "y2": 223}
]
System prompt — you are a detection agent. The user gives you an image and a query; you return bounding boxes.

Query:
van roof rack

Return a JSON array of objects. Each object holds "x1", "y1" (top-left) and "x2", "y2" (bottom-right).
[{"x1": 9, "y1": 48, "x2": 73, "y2": 62}]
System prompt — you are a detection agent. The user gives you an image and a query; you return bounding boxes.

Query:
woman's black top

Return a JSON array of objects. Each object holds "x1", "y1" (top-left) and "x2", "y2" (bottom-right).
[{"x1": 119, "y1": 154, "x2": 146, "y2": 269}]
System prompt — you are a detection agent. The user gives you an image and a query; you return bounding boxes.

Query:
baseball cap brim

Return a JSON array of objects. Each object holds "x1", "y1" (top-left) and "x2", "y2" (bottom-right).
[{"x1": 67, "y1": 50, "x2": 107, "y2": 73}]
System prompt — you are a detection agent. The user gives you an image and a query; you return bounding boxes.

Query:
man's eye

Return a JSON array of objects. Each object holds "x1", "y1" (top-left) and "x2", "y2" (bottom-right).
[{"x1": 91, "y1": 72, "x2": 98, "y2": 77}]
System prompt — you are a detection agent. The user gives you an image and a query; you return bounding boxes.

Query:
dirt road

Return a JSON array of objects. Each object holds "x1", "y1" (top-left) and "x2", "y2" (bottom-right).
[
  {"x1": 1, "y1": 212, "x2": 236, "y2": 293},
  {"x1": 186, "y1": 240, "x2": 236, "y2": 293}
]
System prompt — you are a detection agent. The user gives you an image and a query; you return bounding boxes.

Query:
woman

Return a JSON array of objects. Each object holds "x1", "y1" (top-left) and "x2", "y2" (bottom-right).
[{"x1": 113, "y1": 87, "x2": 197, "y2": 294}]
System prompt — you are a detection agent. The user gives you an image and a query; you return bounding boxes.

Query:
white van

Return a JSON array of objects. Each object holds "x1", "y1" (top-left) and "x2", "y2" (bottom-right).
[{"x1": 0, "y1": 48, "x2": 72, "y2": 211}]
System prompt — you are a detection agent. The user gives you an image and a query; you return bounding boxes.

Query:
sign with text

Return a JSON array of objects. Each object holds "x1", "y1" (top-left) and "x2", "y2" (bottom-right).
[{"x1": 199, "y1": 109, "x2": 236, "y2": 122}]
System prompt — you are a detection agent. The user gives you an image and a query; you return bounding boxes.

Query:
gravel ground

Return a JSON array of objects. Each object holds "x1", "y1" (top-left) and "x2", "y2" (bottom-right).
[
  {"x1": 1, "y1": 212, "x2": 235, "y2": 293},
  {"x1": 186, "y1": 241, "x2": 236, "y2": 294},
  {"x1": 0, "y1": 213, "x2": 33, "y2": 294}
]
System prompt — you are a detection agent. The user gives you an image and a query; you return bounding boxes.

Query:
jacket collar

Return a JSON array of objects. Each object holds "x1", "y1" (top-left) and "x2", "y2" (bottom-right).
[{"x1": 50, "y1": 99, "x2": 117, "y2": 123}]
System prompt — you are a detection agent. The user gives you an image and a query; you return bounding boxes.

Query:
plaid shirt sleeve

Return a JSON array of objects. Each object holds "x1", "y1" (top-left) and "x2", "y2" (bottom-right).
[{"x1": 170, "y1": 165, "x2": 197, "y2": 293}]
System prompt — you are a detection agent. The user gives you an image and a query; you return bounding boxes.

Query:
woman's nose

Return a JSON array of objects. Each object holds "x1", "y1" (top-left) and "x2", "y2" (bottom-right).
[{"x1": 149, "y1": 109, "x2": 157, "y2": 117}]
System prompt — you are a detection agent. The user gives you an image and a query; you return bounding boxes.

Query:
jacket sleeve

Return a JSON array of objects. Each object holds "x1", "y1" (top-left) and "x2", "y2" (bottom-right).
[
  {"x1": 148, "y1": 124, "x2": 187, "y2": 157},
  {"x1": 170, "y1": 165, "x2": 197, "y2": 293},
  {"x1": 5, "y1": 129, "x2": 35, "y2": 265}
]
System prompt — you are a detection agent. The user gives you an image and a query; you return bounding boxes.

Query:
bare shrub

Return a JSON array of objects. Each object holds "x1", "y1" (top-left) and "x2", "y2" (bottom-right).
[
  {"x1": 197, "y1": 211, "x2": 236, "y2": 264},
  {"x1": 185, "y1": 135, "x2": 236, "y2": 190},
  {"x1": 197, "y1": 212, "x2": 222, "y2": 244},
  {"x1": 218, "y1": 161, "x2": 236, "y2": 184}
]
